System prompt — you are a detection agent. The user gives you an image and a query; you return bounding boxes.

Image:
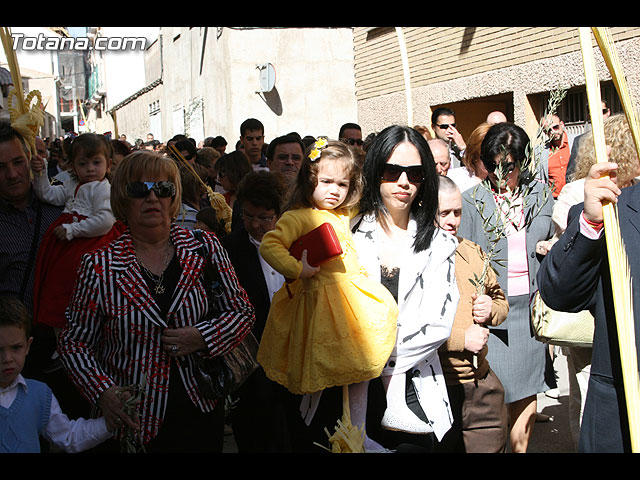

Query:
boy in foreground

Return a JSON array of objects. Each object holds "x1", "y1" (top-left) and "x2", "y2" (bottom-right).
[{"x1": 0, "y1": 296, "x2": 113, "y2": 453}]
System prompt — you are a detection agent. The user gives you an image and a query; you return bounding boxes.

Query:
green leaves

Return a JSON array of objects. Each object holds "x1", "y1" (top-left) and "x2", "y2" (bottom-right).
[{"x1": 464, "y1": 87, "x2": 566, "y2": 295}]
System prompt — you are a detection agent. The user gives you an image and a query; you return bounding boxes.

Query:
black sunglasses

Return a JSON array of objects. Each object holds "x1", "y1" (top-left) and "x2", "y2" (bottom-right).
[
  {"x1": 381, "y1": 164, "x2": 425, "y2": 183},
  {"x1": 482, "y1": 160, "x2": 517, "y2": 175},
  {"x1": 436, "y1": 123, "x2": 456, "y2": 129},
  {"x1": 126, "y1": 181, "x2": 176, "y2": 198},
  {"x1": 341, "y1": 137, "x2": 364, "y2": 146}
]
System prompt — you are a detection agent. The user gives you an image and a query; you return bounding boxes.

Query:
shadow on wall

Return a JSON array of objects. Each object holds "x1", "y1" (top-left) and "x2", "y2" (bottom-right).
[{"x1": 258, "y1": 86, "x2": 283, "y2": 116}]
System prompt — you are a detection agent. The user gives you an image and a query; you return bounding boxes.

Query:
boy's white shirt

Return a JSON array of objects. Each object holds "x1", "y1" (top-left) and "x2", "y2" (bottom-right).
[
  {"x1": 248, "y1": 233, "x2": 285, "y2": 301},
  {"x1": 0, "y1": 374, "x2": 112, "y2": 452}
]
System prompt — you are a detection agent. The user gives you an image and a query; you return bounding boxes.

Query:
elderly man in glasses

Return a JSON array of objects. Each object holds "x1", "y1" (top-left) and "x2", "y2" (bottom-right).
[
  {"x1": 428, "y1": 138, "x2": 451, "y2": 176},
  {"x1": 431, "y1": 107, "x2": 466, "y2": 170}
]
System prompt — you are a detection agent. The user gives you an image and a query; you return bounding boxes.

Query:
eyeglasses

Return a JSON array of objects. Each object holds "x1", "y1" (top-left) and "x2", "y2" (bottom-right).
[
  {"x1": 275, "y1": 153, "x2": 303, "y2": 163},
  {"x1": 241, "y1": 212, "x2": 276, "y2": 225},
  {"x1": 126, "y1": 181, "x2": 176, "y2": 198},
  {"x1": 603, "y1": 108, "x2": 610, "y2": 115},
  {"x1": 436, "y1": 123, "x2": 456, "y2": 129},
  {"x1": 341, "y1": 138, "x2": 364, "y2": 146},
  {"x1": 381, "y1": 164, "x2": 424, "y2": 183},
  {"x1": 482, "y1": 160, "x2": 517, "y2": 175}
]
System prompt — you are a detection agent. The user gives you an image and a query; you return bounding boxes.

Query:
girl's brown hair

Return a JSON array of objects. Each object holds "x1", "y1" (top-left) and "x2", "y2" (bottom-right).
[
  {"x1": 69, "y1": 133, "x2": 113, "y2": 164},
  {"x1": 284, "y1": 140, "x2": 364, "y2": 212}
]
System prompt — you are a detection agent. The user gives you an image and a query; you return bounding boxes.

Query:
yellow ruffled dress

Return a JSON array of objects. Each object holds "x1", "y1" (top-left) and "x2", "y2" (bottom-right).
[{"x1": 257, "y1": 207, "x2": 398, "y2": 395}]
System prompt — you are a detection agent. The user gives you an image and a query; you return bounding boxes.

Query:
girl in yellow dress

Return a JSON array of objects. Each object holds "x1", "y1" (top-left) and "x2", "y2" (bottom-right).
[{"x1": 258, "y1": 138, "x2": 398, "y2": 448}]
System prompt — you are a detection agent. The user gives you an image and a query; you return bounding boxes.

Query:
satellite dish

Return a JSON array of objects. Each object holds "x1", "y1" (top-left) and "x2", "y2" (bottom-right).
[{"x1": 257, "y1": 63, "x2": 276, "y2": 93}]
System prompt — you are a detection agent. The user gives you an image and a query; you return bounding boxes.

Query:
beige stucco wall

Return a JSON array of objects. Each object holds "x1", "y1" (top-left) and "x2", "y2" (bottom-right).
[{"x1": 109, "y1": 27, "x2": 359, "y2": 146}]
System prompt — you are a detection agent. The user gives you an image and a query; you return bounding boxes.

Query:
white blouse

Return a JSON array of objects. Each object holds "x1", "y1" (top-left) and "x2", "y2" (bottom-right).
[{"x1": 33, "y1": 170, "x2": 116, "y2": 241}]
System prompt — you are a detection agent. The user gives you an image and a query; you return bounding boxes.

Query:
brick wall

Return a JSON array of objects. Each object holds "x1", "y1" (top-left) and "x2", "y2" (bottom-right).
[{"x1": 354, "y1": 27, "x2": 640, "y2": 101}]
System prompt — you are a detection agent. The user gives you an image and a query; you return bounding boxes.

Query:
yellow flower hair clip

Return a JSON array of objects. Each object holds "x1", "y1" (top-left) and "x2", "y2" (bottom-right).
[{"x1": 309, "y1": 136, "x2": 329, "y2": 162}]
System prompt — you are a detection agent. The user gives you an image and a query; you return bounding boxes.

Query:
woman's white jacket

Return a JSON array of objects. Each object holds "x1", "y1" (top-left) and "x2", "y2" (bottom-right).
[{"x1": 351, "y1": 213, "x2": 459, "y2": 440}]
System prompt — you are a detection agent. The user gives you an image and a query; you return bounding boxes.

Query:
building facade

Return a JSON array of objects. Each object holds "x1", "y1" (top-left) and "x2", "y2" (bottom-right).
[
  {"x1": 353, "y1": 27, "x2": 640, "y2": 141},
  {"x1": 99, "y1": 27, "x2": 359, "y2": 147}
]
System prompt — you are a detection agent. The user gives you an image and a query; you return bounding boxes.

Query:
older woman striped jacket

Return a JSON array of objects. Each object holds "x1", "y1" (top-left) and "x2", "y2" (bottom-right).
[{"x1": 57, "y1": 225, "x2": 255, "y2": 443}]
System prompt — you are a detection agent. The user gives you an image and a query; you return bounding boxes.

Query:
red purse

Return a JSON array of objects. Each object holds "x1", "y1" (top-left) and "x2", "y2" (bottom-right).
[{"x1": 289, "y1": 222, "x2": 343, "y2": 267}]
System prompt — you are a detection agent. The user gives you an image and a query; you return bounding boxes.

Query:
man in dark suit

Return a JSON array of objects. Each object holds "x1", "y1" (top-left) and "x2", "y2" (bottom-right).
[
  {"x1": 537, "y1": 161, "x2": 640, "y2": 452},
  {"x1": 220, "y1": 170, "x2": 293, "y2": 452}
]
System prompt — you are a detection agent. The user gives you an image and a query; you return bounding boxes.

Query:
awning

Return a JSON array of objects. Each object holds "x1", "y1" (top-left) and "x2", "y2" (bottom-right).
[{"x1": 0, "y1": 66, "x2": 13, "y2": 85}]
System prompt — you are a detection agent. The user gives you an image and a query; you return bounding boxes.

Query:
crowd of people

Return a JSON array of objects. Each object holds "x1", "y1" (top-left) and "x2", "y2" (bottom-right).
[{"x1": 1, "y1": 102, "x2": 639, "y2": 454}]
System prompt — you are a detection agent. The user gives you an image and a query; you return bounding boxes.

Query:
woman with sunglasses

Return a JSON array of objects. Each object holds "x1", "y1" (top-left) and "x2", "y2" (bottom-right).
[
  {"x1": 57, "y1": 150, "x2": 255, "y2": 453},
  {"x1": 457, "y1": 122, "x2": 555, "y2": 453},
  {"x1": 352, "y1": 125, "x2": 460, "y2": 452}
]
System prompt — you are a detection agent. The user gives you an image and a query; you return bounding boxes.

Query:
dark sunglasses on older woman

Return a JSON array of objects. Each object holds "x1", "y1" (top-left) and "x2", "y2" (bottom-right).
[
  {"x1": 126, "y1": 181, "x2": 176, "y2": 198},
  {"x1": 481, "y1": 159, "x2": 517, "y2": 175},
  {"x1": 381, "y1": 164, "x2": 425, "y2": 183}
]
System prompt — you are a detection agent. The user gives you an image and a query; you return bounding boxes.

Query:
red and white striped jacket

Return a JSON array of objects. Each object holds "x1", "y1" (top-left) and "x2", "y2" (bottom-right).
[{"x1": 57, "y1": 225, "x2": 255, "y2": 444}]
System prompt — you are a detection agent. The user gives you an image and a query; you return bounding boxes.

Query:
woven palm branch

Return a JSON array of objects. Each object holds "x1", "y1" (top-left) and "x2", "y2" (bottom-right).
[
  {"x1": 314, "y1": 385, "x2": 365, "y2": 453},
  {"x1": 579, "y1": 26, "x2": 640, "y2": 452},
  {"x1": 167, "y1": 143, "x2": 232, "y2": 233},
  {"x1": 1, "y1": 27, "x2": 44, "y2": 159}
]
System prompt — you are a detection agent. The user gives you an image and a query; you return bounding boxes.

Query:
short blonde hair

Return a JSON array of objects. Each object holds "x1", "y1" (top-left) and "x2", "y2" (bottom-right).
[
  {"x1": 110, "y1": 150, "x2": 183, "y2": 222},
  {"x1": 572, "y1": 114, "x2": 640, "y2": 186}
]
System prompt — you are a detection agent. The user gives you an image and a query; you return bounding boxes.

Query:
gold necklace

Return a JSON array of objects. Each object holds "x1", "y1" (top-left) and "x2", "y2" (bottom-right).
[{"x1": 137, "y1": 242, "x2": 172, "y2": 295}]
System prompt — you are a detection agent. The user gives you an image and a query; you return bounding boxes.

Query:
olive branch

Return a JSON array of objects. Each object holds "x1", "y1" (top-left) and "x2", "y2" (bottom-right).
[
  {"x1": 117, "y1": 374, "x2": 147, "y2": 454},
  {"x1": 466, "y1": 88, "x2": 567, "y2": 295}
]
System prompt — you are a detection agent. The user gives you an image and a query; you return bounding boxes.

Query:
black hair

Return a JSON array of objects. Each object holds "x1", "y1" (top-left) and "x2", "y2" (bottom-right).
[
  {"x1": 431, "y1": 107, "x2": 456, "y2": 125},
  {"x1": 174, "y1": 139, "x2": 197, "y2": 159},
  {"x1": 196, "y1": 207, "x2": 227, "y2": 237},
  {"x1": 0, "y1": 121, "x2": 29, "y2": 157},
  {"x1": 339, "y1": 122, "x2": 361, "y2": 139},
  {"x1": 480, "y1": 122, "x2": 530, "y2": 169},
  {"x1": 266, "y1": 134, "x2": 305, "y2": 160},
  {"x1": 211, "y1": 136, "x2": 227, "y2": 148},
  {"x1": 240, "y1": 118, "x2": 264, "y2": 137},
  {"x1": 236, "y1": 170, "x2": 286, "y2": 215},
  {"x1": 360, "y1": 125, "x2": 439, "y2": 253},
  {"x1": 301, "y1": 136, "x2": 317, "y2": 149}
]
